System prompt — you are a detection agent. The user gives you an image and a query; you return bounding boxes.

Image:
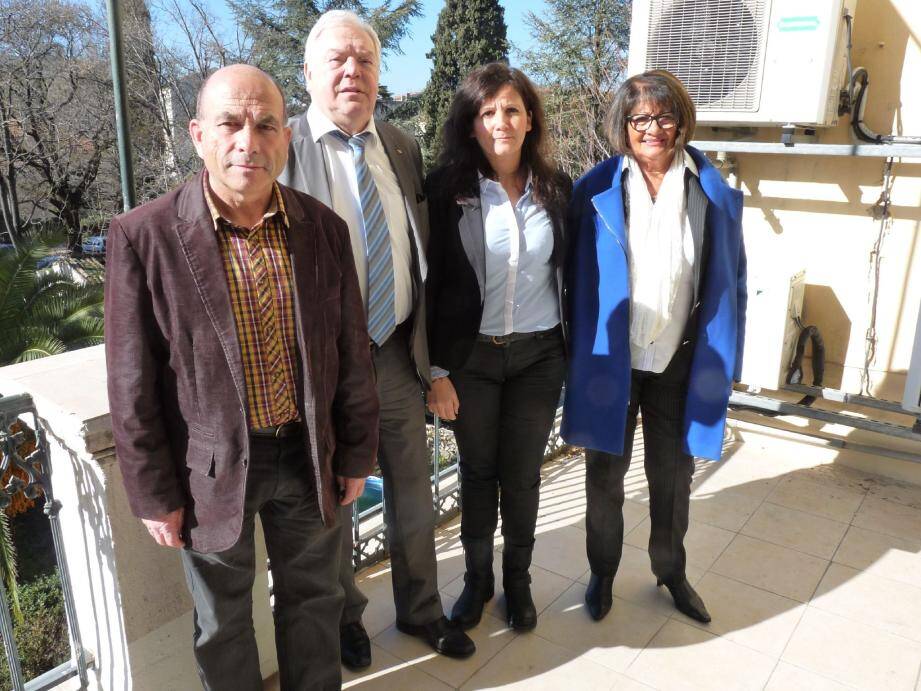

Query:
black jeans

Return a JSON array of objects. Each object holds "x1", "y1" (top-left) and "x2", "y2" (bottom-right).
[
  {"x1": 451, "y1": 329, "x2": 566, "y2": 561},
  {"x1": 584, "y1": 368, "x2": 695, "y2": 583},
  {"x1": 180, "y1": 434, "x2": 342, "y2": 691}
]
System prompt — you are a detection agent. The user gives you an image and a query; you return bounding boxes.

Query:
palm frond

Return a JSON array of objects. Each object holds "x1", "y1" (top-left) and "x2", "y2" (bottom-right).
[{"x1": 0, "y1": 512, "x2": 22, "y2": 623}]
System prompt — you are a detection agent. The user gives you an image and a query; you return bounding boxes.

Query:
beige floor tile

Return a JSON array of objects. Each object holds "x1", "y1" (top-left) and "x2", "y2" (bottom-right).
[
  {"x1": 342, "y1": 643, "x2": 451, "y2": 690},
  {"x1": 441, "y1": 561, "x2": 573, "y2": 623},
  {"x1": 459, "y1": 634, "x2": 629, "y2": 690},
  {"x1": 536, "y1": 582, "x2": 668, "y2": 673},
  {"x1": 625, "y1": 517, "x2": 735, "y2": 571},
  {"x1": 688, "y1": 483, "x2": 772, "y2": 532},
  {"x1": 852, "y1": 496, "x2": 921, "y2": 542},
  {"x1": 782, "y1": 607, "x2": 921, "y2": 690},
  {"x1": 767, "y1": 473, "x2": 866, "y2": 523},
  {"x1": 833, "y1": 526, "x2": 921, "y2": 588},
  {"x1": 684, "y1": 572, "x2": 805, "y2": 657},
  {"x1": 372, "y1": 609, "x2": 516, "y2": 688},
  {"x1": 866, "y1": 478, "x2": 921, "y2": 511},
  {"x1": 710, "y1": 534, "x2": 829, "y2": 602},
  {"x1": 764, "y1": 662, "x2": 856, "y2": 691},
  {"x1": 354, "y1": 564, "x2": 397, "y2": 638},
  {"x1": 625, "y1": 619, "x2": 776, "y2": 691},
  {"x1": 741, "y1": 501, "x2": 849, "y2": 559},
  {"x1": 812, "y1": 563, "x2": 921, "y2": 644},
  {"x1": 530, "y1": 524, "x2": 590, "y2": 580}
]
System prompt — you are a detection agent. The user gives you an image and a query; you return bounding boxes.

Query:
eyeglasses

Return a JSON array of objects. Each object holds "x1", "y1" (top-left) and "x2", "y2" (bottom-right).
[{"x1": 625, "y1": 113, "x2": 678, "y2": 132}]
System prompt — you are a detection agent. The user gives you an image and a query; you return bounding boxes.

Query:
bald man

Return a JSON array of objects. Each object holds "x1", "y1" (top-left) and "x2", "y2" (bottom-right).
[{"x1": 105, "y1": 64, "x2": 379, "y2": 690}]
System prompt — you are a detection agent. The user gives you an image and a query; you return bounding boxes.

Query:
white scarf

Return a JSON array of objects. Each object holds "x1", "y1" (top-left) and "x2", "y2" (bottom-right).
[{"x1": 626, "y1": 150, "x2": 690, "y2": 349}]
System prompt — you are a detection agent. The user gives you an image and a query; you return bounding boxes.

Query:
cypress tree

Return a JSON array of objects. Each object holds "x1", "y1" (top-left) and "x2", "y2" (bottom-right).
[{"x1": 420, "y1": 0, "x2": 508, "y2": 166}]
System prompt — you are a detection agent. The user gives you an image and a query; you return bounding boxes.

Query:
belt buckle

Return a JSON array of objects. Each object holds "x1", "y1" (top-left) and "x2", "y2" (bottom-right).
[
  {"x1": 491, "y1": 335, "x2": 509, "y2": 346},
  {"x1": 275, "y1": 421, "x2": 295, "y2": 438}
]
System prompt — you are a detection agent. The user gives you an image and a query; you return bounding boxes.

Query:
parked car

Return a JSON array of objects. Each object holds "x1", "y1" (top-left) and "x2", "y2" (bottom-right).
[{"x1": 81, "y1": 235, "x2": 106, "y2": 254}]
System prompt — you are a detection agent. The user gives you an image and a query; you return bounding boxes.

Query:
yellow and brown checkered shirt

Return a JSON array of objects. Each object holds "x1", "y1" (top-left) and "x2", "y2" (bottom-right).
[{"x1": 204, "y1": 174, "x2": 299, "y2": 430}]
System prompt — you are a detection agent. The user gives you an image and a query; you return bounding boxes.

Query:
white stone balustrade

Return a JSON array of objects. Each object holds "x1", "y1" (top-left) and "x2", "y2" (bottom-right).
[{"x1": 0, "y1": 345, "x2": 278, "y2": 690}]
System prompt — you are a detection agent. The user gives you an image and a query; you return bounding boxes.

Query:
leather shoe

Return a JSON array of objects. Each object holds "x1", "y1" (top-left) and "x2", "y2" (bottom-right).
[
  {"x1": 658, "y1": 577, "x2": 711, "y2": 623},
  {"x1": 340, "y1": 621, "x2": 372, "y2": 670},
  {"x1": 504, "y1": 577, "x2": 537, "y2": 631},
  {"x1": 396, "y1": 616, "x2": 476, "y2": 658},
  {"x1": 451, "y1": 574, "x2": 494, "y2": 630},
  {"x1": 585, "y1": 573, "x2": 614, "y2": 621}
]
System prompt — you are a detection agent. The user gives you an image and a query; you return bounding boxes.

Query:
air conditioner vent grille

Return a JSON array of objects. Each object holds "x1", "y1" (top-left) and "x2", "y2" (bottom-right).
[{"x1": 646, "y1": 0, "x2": 769, "y2": 111}]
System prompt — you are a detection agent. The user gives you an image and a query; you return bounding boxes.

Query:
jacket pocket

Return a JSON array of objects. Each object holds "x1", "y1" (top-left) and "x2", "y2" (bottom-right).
[{"x1": 186, "y1": 435, "x2": 216, "y2": 478}]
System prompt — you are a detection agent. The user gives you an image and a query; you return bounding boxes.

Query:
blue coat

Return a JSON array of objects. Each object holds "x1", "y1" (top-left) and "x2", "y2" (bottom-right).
[{"x1": 561, "y1": 147, "x2": 747, "y2": 461}]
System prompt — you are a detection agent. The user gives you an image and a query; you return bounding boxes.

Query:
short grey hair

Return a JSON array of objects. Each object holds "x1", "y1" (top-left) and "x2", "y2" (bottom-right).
[{"x1": 303, "y1": 10, "x2": 382, "y2": 70}]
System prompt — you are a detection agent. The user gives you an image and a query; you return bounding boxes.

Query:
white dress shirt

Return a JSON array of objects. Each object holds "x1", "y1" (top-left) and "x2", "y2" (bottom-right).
[
  {"x1": 479, "y1": 175, "x2": 560, "y2": 336},
  {"x1": 624, "y1": 155, "x2": 699, "y2": 373},
  {"x1": 306, "y1": 105, "x2": 414, "y2": 324}
]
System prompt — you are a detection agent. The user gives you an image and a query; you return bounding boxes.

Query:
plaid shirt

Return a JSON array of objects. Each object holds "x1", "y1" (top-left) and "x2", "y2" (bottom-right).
[{"x1": 204, "y1": 174, "x2": 299, "y2": 430}]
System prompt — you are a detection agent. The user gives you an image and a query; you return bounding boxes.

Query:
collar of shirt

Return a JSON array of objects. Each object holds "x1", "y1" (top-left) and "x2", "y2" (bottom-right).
[
  {"x1": 621, "y1": 150, "x2": 699, "y2": 178},
  {"x1": 202, "y1": 171, "x2": 289, "y2": 232},
  {"x1": 478, "y1": 171, "x2": 533, "y2": 204},
  {"x1": 307, "y1": 103, "x2": 380, "y2": 149}
]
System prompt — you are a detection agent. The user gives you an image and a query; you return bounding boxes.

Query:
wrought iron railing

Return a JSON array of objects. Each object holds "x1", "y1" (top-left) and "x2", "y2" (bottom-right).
[
  {"x1": 348, "y1": 407, "x2": 566, "y2": 570},
  {"x1": 0, "y1": 394, "x2": 88, "y2": 691}
]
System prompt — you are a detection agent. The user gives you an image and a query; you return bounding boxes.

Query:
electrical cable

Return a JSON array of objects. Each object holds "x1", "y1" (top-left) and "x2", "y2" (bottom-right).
[{"x1": 844, "y1": 13, "x2": 921, "y2": 144}]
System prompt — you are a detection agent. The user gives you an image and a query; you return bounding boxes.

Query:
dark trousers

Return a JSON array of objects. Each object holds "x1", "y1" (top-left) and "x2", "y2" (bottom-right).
[
  {"x1": 451, "y1": 329, "x2": 565, "y2": 570},
  {"x1": 338, "y1": 326, "x2": 443, "y2": 626},
  {"x1": 180, "y1": 434, "x2": 343, "y2": 691},
  {"x1": 585, "y1": 367, "x2": 695, "y2": 583}
]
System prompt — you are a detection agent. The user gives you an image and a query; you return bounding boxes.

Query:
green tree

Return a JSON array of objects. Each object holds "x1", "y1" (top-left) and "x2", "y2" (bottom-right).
[
  {"x1": 419, "y1": 0, "x2": 508, "y2": 166},
  {"x1": 520, "y1": 0, "x2": 631, "y2": 179},
  {"x1": 0, "y1": 234, "x2": 104, "y2": 365},
  {"x1": 227, "y1": 0, "x2": 423, "y2": 111}
]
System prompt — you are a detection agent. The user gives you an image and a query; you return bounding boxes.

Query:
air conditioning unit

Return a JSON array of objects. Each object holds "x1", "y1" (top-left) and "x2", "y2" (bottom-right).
[{"x1": 627, "y1": 0, "x2": 857, "y2": 127}]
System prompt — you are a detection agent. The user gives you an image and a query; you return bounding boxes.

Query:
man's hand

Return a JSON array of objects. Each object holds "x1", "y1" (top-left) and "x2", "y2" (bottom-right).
[
  {"x1": 337, "y1": 476, "x2": 366, "y2": 506},
  {"x1": 141, "y1": 507, "x2": 185, "y2": 548},
  {"x1": 427, "y1": 376, "x2": 459, "y2": 421}
]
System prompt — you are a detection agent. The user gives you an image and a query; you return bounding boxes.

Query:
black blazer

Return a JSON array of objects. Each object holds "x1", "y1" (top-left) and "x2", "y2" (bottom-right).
[{"x1": 425, "y1": 168, "x2": 572, "y2": 373}]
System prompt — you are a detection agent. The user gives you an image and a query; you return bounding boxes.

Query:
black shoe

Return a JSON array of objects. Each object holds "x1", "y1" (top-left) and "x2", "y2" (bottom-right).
[
  {"x1": 340, "y1": 621, "x2": 372, "y2": 670},
  {"x1": 659, "y1": 577, "x2": 711, "y2": 623},
  {"x1": 585, "y1": 573, "x2": 614, "y2": 621},
  {"x1": 504, "y1": 576, "x2": 537, "y2": 631},
  {"x1": 451, "y1": 574, "x2": 495, "y2": 630},
  {"x1": 396, "y1": 616, "x2": 476, "y2": 658}
]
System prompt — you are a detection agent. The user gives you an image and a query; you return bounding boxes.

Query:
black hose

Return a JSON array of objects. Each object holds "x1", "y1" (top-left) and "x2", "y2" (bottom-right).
[{"x1": 786, "y1": 325, "x2": 826, "y2": 406}]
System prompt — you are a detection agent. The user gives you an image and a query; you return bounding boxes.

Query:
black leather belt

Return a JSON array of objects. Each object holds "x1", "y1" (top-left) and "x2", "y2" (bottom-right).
[
  {"x1": 250, "y1": 420, "x2": 302, "y2": 438},
  {"x1": 476, "y1": 324, "x2": 562, "y2": 346}
]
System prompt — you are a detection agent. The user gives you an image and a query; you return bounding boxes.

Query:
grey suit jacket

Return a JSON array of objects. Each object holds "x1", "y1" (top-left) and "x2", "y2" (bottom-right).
[{"x1": 279, "y1": 113, "x2": 432, "y2": 387}]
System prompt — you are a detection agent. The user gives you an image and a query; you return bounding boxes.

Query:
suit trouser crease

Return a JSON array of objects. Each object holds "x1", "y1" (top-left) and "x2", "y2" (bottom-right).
[
  {"x1": 585, "y1": 369, "x2": 694, "y2": 583},
  {"x1": 339, "y1": 330, "x2": 443, "y2": 626},
  {"x1": 450, "y1": 334, "x2": 565, "y2": 575},
  {"x1": 181, "y1": 435, "x2": 343, "y2": 691}
]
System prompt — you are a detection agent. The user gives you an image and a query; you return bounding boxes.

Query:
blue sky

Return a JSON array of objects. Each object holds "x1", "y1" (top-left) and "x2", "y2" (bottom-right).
[
  {"x1": 379, "y1": 0, "x2": 548, "y2": 95},
  {"x1": 192, "y1": 0, "x2": 546, "y2": 96}
]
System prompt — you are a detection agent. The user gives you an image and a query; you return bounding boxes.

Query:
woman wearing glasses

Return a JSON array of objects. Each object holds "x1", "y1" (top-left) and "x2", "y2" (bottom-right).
[{"x1": 562, "y1": 70, "x2": 747, "y2": 623}]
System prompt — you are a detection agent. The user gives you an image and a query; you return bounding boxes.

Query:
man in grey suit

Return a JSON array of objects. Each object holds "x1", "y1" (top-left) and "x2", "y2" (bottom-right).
[{"x1": 279, "y1": 10, "x2": 475, "y2": 667}]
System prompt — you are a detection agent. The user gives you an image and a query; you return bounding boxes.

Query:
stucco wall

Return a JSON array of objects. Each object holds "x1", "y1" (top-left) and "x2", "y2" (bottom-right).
[{"x1": 704, "y1": 0, "x2": 921, "y2": 405}]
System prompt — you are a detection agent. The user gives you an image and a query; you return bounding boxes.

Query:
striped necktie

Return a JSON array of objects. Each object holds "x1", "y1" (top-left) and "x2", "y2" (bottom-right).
[{"x1": 334, "y1": 130, "x2": 396, "y2": 346}]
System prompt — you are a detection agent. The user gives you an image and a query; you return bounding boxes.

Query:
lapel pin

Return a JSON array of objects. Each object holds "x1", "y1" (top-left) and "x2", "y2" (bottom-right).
[{"x1": 396, "y1": 148, "x2": 403, "y2": 154}]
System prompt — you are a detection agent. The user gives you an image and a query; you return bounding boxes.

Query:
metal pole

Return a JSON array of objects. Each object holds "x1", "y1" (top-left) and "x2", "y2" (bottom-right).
[{"x1": 105, "y1": 0, "x2": 136, "y2": 211}]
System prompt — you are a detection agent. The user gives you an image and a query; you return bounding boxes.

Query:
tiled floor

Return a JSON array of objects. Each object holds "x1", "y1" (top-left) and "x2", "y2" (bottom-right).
[{"x1": 271, "y1": 421, "x2": 921, "y2": 690}]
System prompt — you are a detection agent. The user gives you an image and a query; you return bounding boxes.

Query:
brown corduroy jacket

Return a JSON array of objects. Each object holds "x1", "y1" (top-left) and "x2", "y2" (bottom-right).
[{"x1": 104, "y1": 170, "x2": 379, "y2": 553}]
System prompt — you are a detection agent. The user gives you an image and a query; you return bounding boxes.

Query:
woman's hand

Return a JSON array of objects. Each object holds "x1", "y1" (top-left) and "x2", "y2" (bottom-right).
[{"x1": 427, "y1": 376, "x2": 460, "y2": 420}]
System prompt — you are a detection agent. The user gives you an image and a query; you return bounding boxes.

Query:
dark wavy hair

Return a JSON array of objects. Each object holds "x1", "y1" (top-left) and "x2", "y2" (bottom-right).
[{"x1": 433, "y1": 63, "x2": 567, "y2": 222}]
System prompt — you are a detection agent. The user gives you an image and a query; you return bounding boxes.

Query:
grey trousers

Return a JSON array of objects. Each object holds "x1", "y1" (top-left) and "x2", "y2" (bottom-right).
[
  {"x1": 181, "y1": 434, "x2": 343, "y2": 691},
  {"x1": 585, "y1": 368, "x2": 695, "y2": 583},
  {"x1": 339, "y1": 327, "x2": 444, "y2": 627}
]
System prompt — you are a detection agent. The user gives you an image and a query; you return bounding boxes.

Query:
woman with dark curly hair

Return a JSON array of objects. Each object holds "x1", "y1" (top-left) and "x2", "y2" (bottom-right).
[{"x1": 425, "y1": 62, "x2": 570, "y2": 632}]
